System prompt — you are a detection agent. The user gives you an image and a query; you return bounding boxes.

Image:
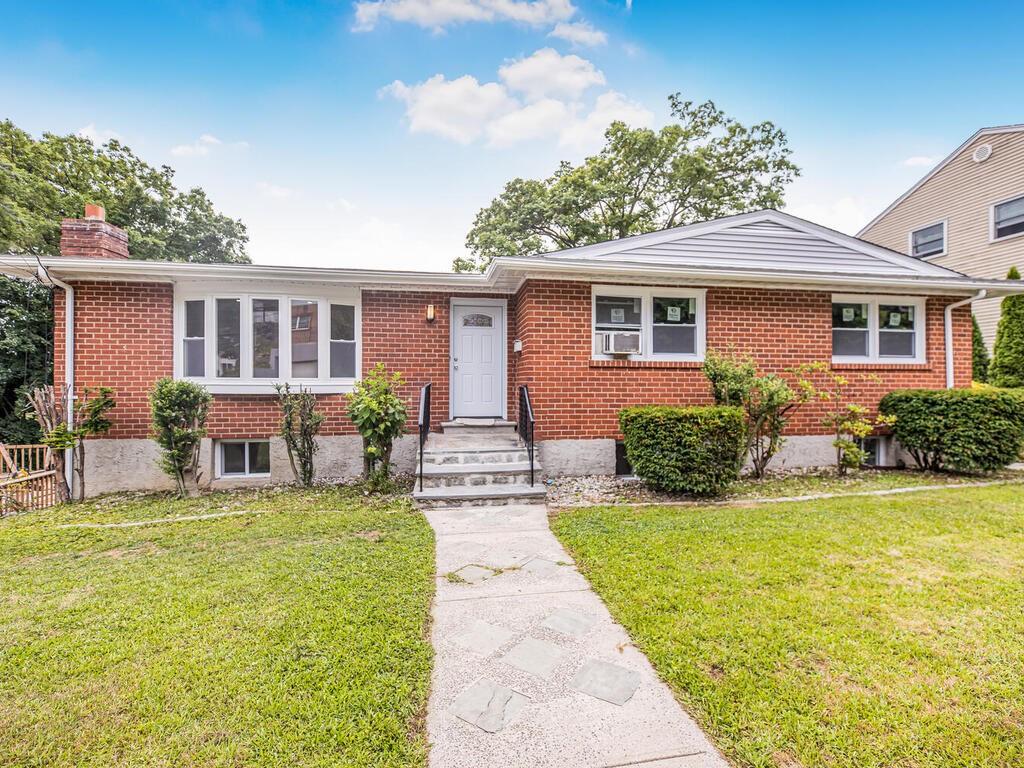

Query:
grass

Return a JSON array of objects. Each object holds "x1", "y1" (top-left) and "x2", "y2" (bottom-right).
[
  {"x1": 722, "y1": 468, "x2": 1022, "y2": 501},
  {"x1": 551, "y1": 484, "x2": 1024, "y2": 768},
  {"x1": 0, "y1": 486, "x2": 435, "y2": 768}
]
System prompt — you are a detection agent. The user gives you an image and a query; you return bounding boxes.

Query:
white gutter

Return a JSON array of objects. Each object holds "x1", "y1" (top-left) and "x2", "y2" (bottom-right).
[
  {"x1": 39, "y1": 266, "x2": 75, "y2": 491},
  {"x1": 945, "y1": 289, "x2": 986, "y2": 388}
]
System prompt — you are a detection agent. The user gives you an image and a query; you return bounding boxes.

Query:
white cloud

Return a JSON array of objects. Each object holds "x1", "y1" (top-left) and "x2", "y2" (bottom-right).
[
  {"x1": 169, "y1": 133, "x2": 249, "y2": 158},
  {"x1": 499, "y1": 47, "x2": 604, "y2": 101},
  {"x1": 382, "y1": 49, "x2": 650, "y2": 152},
  {"x1": 558, "y1": 90, "x2": 653, "y2": 152},
  {"x1": 486, "y1": 98, "x2": 571, "y2": 146},
  {"x1": 549, "y1": 20, "x2": 606, "y2": 46},
  {"x1": 382, "y1": 74, "x2": 518, "y2": 143},
  {"x1": 256, "y1": 181, "x2": 294, "y2": 199},
  {"x1": 77, "y1": 124, "x2": 122, "y2": 144},
  {"x1": 353, "y1": 0, "x2": 575, "y2": 32},
  {"x1": 901, "y1": 155, "x2": 938, "y2": 168}
]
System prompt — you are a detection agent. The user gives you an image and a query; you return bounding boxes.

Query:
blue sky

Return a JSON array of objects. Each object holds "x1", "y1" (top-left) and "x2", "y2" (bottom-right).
[{"x1": 2, "y1": 0, "x2": 1022, "y2": 271}]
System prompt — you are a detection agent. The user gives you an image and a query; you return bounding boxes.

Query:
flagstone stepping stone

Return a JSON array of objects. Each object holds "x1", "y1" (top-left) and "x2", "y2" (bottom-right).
[
  {"x1": 451, "y1": 564, "x2": 494, "y2": 584},
  {"x1": 449, "y1": 679, "x2": 529, "y2": 733},
  {"x1": 521, "y1": 556, "x2": 559, "y2": 575},
  {"x1": 541, "y1": 607, "x2": 597, "y2": 638},
  {"x1": 571, "y1": 659, "x2": 641, "y2": 706},
  {"x1": 500, "y1": 637, "x2": 564, "y2": 679},
  {"x1": 451, "y1": 620, "x2": 514, "y2": 656}
]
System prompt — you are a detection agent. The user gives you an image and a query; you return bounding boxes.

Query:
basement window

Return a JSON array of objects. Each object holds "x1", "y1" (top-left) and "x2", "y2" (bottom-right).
[{"x1": 217, "y1": 440, "x2": 271, "y2": 478}]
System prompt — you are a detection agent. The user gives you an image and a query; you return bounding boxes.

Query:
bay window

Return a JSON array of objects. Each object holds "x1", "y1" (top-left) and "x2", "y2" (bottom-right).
[
  {"x1": 175, "y1": 287, "x2": 360, "y2": 392},
  {"x1": 592, "y1": 286, "x2": 705, "y2": 361},
  {"x1": 831, "y1": 294, "x2": 924, "y2": 363}
]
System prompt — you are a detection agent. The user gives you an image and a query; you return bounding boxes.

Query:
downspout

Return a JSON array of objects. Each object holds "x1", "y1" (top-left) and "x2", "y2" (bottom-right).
[
  {"x1": 945, "y1": 289, "x2": 986, "y2": 389},
  {"x1": 40, "y1": 266, "x2": 75, "y2": 491}
]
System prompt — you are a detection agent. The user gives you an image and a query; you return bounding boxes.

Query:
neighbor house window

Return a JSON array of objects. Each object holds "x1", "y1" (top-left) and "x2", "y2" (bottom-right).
[
  {"x1": 592, "y1": 286, "x2": 705, "y2": 361},
  {"x1": 909, "y1": 221, "x2": 945, "y2": 259},
  {"x1": 992, "y1": 194, "x2": 1024, "y2": 241},
  {"x1": 831, "y1": 295, "x2": 924, "y2": 363},
  {"x1": 176, "y1": 289, "x2": 360, "y2": 392},
  {"x1": 217, "y1": 440, "x2": 270, "y2": 478}
]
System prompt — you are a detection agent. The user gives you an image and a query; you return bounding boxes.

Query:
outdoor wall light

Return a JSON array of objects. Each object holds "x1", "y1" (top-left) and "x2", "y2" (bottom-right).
[{"x1": 426, "y1": 304, "x2": 435, "y2": 323}]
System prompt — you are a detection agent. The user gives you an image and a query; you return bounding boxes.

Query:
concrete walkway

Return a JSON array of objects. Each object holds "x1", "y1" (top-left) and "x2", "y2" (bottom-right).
[{"x1": 424, "y1": 504, "x2": 729, "y2": 768}]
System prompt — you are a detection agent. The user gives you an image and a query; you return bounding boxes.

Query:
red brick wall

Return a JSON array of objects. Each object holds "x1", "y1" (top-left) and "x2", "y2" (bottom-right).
[
  {"x1": 56, "y1": 284, "x2": 515, "y2": 440},
  {"x1": 512, "y1": 280, "x2": 973, "y2": 441}
]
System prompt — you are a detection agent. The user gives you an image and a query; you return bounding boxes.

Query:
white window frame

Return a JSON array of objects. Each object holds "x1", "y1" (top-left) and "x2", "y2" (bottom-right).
[
  {"x1": 907, "y1": 219, "x2": 947, "y2": 260},
  {"x1": 591, "y1": 285, "x2": 707, "y2": 362},
  {"x1": 215, "y1": 439, "x2": 271, "y2": 478},
  {"x1": 173, "y1": 282, "x2": 361, "y2": 394},
  {"x1": 831, "y1": 294, "x2": 926, "y2": 364},
  {"x1": 989, "y1": 192, "x2": 1024, "y2": 243}
]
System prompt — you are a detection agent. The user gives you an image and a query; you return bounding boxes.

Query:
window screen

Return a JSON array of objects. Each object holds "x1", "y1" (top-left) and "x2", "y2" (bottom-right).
[
  {"x1": 330, "y1": 303, "x2": 356, "y2": 378},
  {"x1": 216, "y1": 298, "x2": 241, "y2": 378},
  {"x1": 910, "y1": 222, "x2": 944, "y2": 258},
  {"x1": 832, "y1": 302, "x2": 869, "y2": 358},
  {"x1": 183, "y1": 299, "x2": 205, "y2": 377}
]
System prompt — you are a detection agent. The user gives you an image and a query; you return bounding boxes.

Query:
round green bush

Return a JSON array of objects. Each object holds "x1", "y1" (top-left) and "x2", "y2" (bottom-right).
[
  {"x1": 619, "y1": 405, "x2": 746, "y2": 496},
  {"x1": 879, "y1": 388, "x2": 1024, "y2": 473}
]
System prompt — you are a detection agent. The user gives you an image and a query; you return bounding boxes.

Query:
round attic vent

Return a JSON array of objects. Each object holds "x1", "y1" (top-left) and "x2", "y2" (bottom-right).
[{"x1": 972, "y1": 143, "x2": 993, "y2": 163}]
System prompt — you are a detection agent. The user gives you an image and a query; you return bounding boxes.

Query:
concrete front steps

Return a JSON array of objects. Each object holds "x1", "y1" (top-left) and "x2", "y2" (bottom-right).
[{"x1": 412, "y1": 420, "x2": 545, "y2": 508}]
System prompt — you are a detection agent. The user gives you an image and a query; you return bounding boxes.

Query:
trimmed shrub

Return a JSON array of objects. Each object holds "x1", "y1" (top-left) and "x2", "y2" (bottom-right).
[
  {"x1": 990, "y1": 266, "x2": 1024, "y2": 388},
  {"x1": 149, "y1": 378, "x2": 212, "y2": 497},
  {"x1": 346, "y1": 363, "x2": 407, "y2": 488},
  {"x1": 619, "y1": 405, "x2": 746, "y2": 496},
  {"x1": 880, "y1": 388, "x2": 1024, "y2": 473},
  {"x1": 972, "y1": 315, "x2": 990, "y2": 383}
]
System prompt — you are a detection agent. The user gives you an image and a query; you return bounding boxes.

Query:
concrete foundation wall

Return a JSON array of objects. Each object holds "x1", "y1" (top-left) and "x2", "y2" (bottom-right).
[
  {"x1": 538, "y1": 434, "x2": 869, "y2": 477},
  {"x1": 81, "y1": 433, "x2": 421, "y2": 497}
]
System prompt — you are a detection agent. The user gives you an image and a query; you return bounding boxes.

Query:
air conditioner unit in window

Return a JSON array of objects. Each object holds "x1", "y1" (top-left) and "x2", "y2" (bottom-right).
[{"x1": 601, "y1": 331, "x2": 642, "y2": 355}]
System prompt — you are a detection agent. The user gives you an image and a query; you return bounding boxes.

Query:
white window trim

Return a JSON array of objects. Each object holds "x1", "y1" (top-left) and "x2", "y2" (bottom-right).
[
  {"x1": 215, "y1": 440, "x2": 271, "y2": 478},
  {"x1": 173, "y1": 283, "x2": 361, "y2": 394},
  {"x1": 908, "y1": 218, "x2": 947, "y2": 260},
  {"x1": 591, "y1": 285, "x2": 707, "y2": 362},
  {"x1": 989, "y1": 192, "x2": 1024, "y2": 243},
  {"x1": 831, "y1": 294, "x2": 926, "y2": 364}
]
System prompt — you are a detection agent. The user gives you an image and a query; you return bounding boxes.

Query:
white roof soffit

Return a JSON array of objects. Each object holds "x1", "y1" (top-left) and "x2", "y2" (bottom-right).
[{"x1": 857, "y1": 124, "x2": 1024, "y2": 236}]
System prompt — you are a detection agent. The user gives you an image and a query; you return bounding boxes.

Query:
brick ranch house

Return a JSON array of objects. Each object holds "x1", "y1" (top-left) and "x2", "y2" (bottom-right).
[{"x1": 5, "y1": 205, "x2": 1022, "y2": 497}]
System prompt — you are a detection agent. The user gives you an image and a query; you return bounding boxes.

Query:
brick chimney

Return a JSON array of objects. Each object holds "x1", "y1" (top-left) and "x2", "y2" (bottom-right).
[{"x1": 60, "y1": 204, "x2": 130, "y2": 259}]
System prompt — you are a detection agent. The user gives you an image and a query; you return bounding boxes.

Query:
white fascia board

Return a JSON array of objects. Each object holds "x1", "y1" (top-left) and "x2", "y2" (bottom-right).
[
  {"x1": 34, "y1": 257, "x2": 494, "y2": 291},
  {"x1": 857, "y1": 124, "x2": 1024, "y2": 236}
]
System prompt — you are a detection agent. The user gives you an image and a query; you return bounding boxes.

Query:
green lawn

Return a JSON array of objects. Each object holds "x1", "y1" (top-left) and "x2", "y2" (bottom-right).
[
  {"x1": 0, "y1": 487, "x2": 435, "y2": 768},
  {"x1": 552, "y1": 484, "x2": 1024, "y2": 768}
]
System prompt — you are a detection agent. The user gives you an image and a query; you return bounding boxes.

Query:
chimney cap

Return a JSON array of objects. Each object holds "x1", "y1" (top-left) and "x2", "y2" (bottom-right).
[{"x1": 84, "y1": 203, "x2": 106, "y2": 221}]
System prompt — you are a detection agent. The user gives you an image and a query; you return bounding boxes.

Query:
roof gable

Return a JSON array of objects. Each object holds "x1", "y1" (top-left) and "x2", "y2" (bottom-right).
[
  {"x1": 857, "y1": 124, "x2": 1024, "y2": 236},
  {"x1": 525, "y1": 210, "x2": 962, "y2": 278}
]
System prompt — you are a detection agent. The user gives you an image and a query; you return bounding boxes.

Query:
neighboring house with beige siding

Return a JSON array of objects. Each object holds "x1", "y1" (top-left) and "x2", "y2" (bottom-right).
[{"x1": 859, "y1": 125, "x2": 1024, "y2": 347}]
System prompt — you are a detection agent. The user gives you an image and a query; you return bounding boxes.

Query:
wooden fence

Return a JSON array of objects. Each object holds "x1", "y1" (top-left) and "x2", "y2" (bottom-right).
[{"x1": 0, "y1": 444, "x2": 59, "y2": 516}]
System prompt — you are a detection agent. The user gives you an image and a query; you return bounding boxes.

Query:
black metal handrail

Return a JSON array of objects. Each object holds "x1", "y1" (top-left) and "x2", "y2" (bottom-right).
[
  {"x1": 517, "y1": 385, "x2": 536, "y2": 486},
  {"x1": 417, "y1": 383, "x2": 432, "y2": 492}
]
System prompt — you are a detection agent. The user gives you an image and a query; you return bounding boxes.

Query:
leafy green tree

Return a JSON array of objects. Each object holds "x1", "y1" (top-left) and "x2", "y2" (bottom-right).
[
  {"x1": 458, "y1": 94, "x2": 800, "y2": 272},
  {"x1": 0, "y1": 119, "x2": 249, "y2": 442},
  {"x1": 972, "y1": 315, "x2": 991, "y2": 383},
  {"x1": 989, "y1": 266, "x2": 1024, "y2": 388}
]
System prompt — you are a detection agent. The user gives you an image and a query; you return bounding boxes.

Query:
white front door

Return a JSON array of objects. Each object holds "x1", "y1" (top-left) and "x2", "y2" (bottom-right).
[{"x1": 451, "y1": 303, "x2": 504, "y2": 418}]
